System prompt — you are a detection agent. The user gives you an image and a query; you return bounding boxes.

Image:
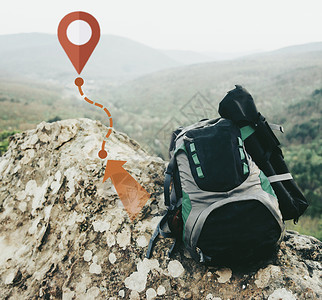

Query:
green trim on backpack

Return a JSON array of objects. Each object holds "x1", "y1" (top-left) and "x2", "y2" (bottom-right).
[
  {"x1": 238, "y1": 136, "x2": 243, "y2": 146},
  {"x1": 196, "y1": 166, "x2": 205, "y2": 178},
  {"x1": 259, "y1": 171, "x2": 277, "y2": 198},
  {"x1": 174, "y1": 143, "x2": 187, "y2": 155},
  {"x1": 192, "y1": 153, "x2": 201, "y2": 165},
  {"x1": 239, "y1": 148, "x2": 245, "y2": 160},
  {"x1": 243, "y1": 162, "x2": 249, "y2": 174},
  {"x1": 182, "y1": 190, "x2": 192, "y2": 243},
  {"x1": 240, "y1": 125, "x2": 255, "y2": 141}
]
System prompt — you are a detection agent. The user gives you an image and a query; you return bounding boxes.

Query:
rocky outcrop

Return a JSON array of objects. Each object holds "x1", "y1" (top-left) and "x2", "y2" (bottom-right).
[{"x1": 0, "y1": 119, "x2": 321, "y2": 300}]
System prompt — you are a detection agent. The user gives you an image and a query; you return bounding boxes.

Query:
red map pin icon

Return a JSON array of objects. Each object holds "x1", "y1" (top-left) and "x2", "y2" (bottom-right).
[{"x1": 58, "y1": 11, "x2": 100, "y2": 74}]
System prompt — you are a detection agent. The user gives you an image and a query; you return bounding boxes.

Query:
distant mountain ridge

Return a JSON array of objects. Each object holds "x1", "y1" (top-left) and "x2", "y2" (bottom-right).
[
  {"x1": 109, "y1": 42, "x2": 322, "y2": 117},
  {"x1": 0, "y1": 33, "x2": 181, "y2": 83},
  {"x1": 270, "y1": 41, "x2": 322, "y2": 55},
  {"x1": 1, "y1": 33, "x2": 322, "y2": 85},
  {"x1": 162, "y1": 49, "x2": 261, "y2": 64}
]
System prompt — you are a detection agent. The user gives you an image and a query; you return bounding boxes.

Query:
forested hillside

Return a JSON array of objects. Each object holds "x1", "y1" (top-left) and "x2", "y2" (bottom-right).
[
  {"x1": 107, "y1": 48, "x2": 322, "y2": 120},
  {"x1": 277, "y1": 90, "x2": 321, "y2": 238},
  {"x1": 276, "y1": 89, "x2": 321, "y2": 215},
  {"x1": 105, "y1": 47, "x2": 322, "y2": 156}
]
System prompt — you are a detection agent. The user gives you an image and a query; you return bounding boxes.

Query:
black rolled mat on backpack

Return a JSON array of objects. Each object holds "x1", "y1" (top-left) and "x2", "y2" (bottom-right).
[{"x1": 218, "y1": 85, "x2": 309, "y2": 221}]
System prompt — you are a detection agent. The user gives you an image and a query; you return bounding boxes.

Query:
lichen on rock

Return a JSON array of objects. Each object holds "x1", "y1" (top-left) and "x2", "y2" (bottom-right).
[
  {"x1": 167, "y1": 260, "x2": 185, "y2": 278},
  {"x1": 0, "y1": 119, "x2": 321, "y2": 299}
]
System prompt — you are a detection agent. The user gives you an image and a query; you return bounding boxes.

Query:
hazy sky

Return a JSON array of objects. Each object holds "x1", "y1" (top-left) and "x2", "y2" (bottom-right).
[{"x1": 1, "y1": 0, "x2": 322, "y2": 52}]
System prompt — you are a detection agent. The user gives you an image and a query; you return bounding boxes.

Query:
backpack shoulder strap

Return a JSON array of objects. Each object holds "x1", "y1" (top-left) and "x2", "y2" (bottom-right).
[
  {"x1": 146, "y1": 211, "x2": 174, "y2": 258},
  {"x1": 164, "y1": 156, "x2": 176, "y2": 207},
  {"x1": 147, "y1": 152, "x2": 184, "y2": 258}
]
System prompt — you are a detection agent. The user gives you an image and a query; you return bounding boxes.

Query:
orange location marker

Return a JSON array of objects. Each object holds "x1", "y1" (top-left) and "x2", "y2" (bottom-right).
[{"x1": 58, "y1": 11, "x2": 100, "y2": 74}]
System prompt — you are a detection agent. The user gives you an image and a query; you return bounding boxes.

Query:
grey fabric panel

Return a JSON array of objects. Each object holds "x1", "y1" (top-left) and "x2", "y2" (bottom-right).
[
  {"x1": 176, "y1": 148, "x2": 284, "y2": 254},
  {"x1": 176, "y1": 151, "x2": 228, "y2": 246}
]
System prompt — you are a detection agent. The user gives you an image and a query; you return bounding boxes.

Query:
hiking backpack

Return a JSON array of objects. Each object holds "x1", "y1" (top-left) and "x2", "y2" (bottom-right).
[{"x1": 147, "y1": 85, "x2": 308, "y2": 264}]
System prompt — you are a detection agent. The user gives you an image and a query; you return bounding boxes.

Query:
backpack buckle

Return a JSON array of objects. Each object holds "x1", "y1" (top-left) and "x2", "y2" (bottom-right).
[
  {"x1": 164, "y1": 170, "x2": 172, "y2": 176},
  {"x1": 196, "y1": 247, "x2": 205, "y2": 263}
]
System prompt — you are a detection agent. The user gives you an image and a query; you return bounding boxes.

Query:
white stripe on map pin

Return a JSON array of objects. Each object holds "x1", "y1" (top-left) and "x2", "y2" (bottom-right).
[{"x1": 58, "y1": 11, "x2": 100, "y2": 74}]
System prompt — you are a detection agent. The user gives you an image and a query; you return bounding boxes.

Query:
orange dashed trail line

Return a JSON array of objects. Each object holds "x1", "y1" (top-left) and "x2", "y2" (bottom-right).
[{"x1": 75, "y1": 77, "x2": 112, "y2": 159}]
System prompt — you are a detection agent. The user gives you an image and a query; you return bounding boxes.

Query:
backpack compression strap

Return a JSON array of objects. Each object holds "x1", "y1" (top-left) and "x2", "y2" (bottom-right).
[
  {"x1": 164, "y1": 156, "x2": 176, "y2": 207},
  {"x1": 268, "y1": 173, "x2": 293, "y2": 183},
  {"x1": 147, "y1": 156, "x2": 180, "y2": 259},
  {"x1": 146, "y1": 211, "x2": 174, "y2": 258}
]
